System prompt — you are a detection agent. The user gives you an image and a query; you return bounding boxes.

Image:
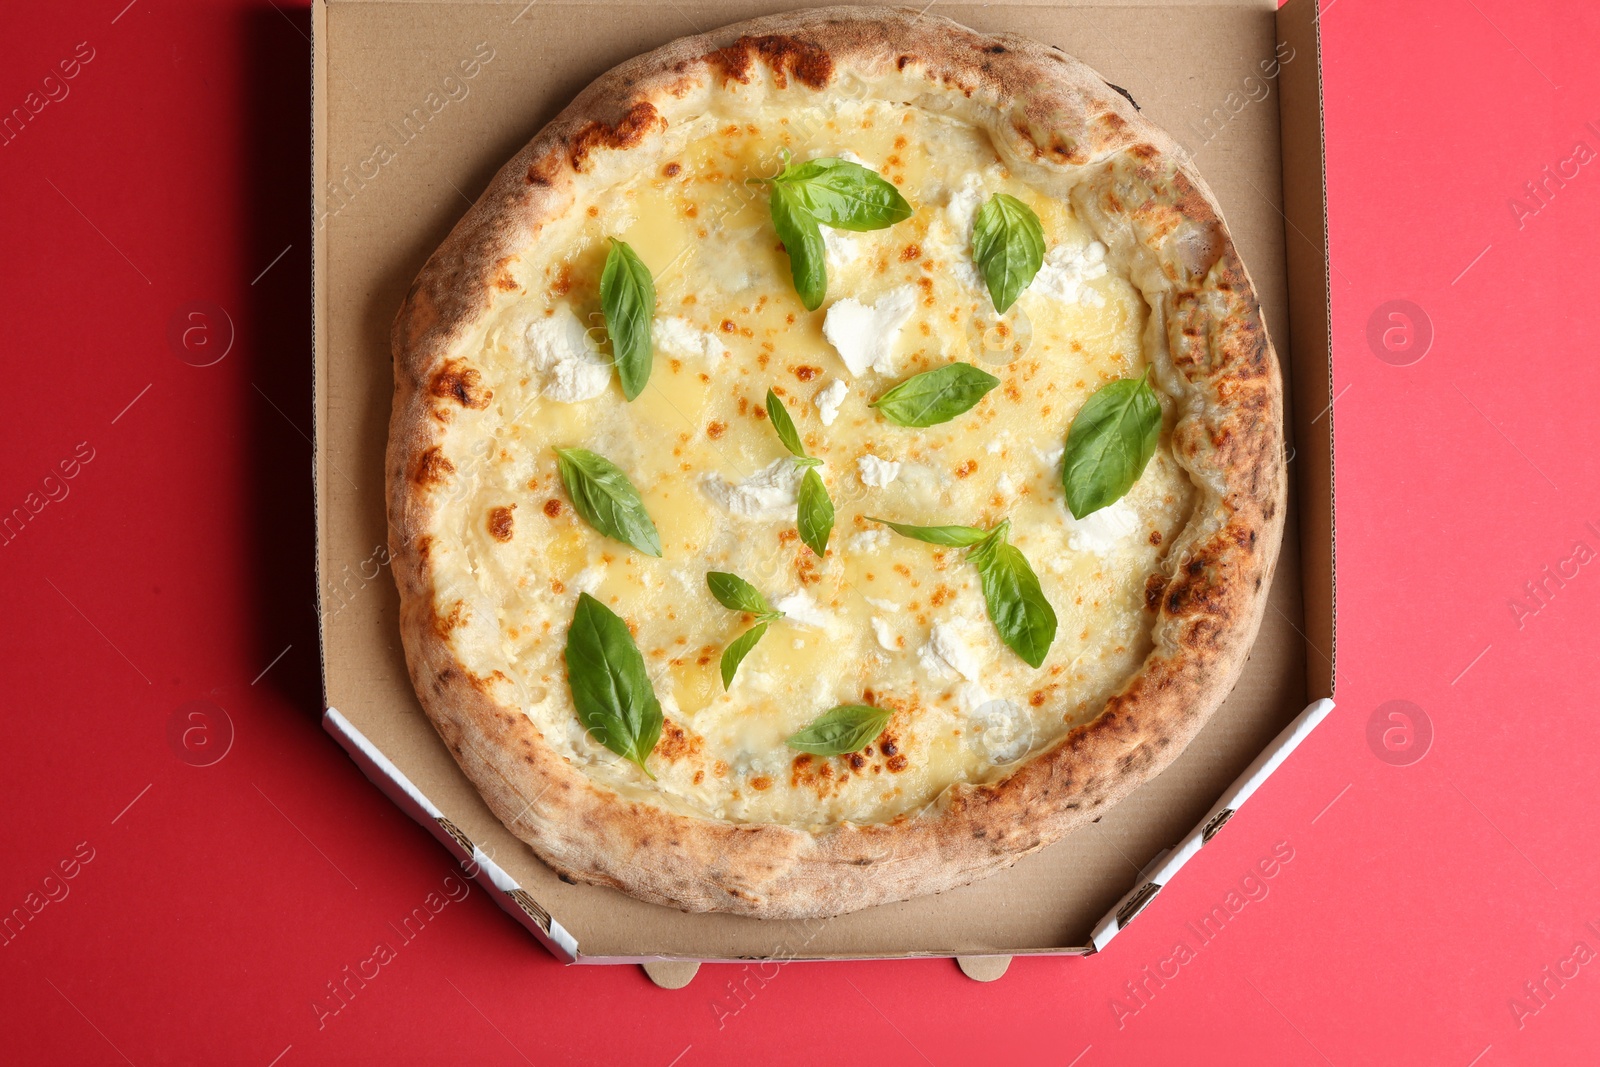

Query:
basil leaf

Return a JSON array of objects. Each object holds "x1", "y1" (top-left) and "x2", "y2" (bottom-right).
[
  {"x1": 870, "y1": 363, "x2": 1000, "y2": 427},
  {"x1": 785, "y1": 704, "x2": 893, "y2": 757},
  {"x1": 720, "y1": 621, "x2": 769, "y2": 690},
  {"x1": 554, "y1": 447, "x2": 662, "y2": 557},
  {"x1": 765, "y1": 388, "x2": 809, "y2": 459},
  {"x1": 867, "y1": 516, "x2": 990, "y2": 547},
  {"x1": 770, "y1": 183, "x2": 827, "y2": 311},
  {"x1": 1062, "y1": 371, "x2": 1161, "y2": 519},
  {"x1": 775, "y1": 158, "x2": 913, "y2": 232},
  {"x1": 972, "y1": 193, "x2": 1046, "y2": 313},
  {"x1": 797, "y1": 466, "x2": 834, "y2": 557},
  {"x1": 564, "y1": 593, "x2": 663, "y2": 776},
  {"x1": 599, "y1": 238, "x2": 655, "y2": 400},
  {"x1": 968, "y1": 530, "x2": 1057, "y2": 669},
  {"x1": 706, "y1": 571, "x2": 778, "y2": 617}
]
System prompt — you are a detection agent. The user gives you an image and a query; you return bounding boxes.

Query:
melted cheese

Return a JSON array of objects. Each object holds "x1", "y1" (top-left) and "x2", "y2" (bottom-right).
[{"x1": 427, "y1": 99, "x2": 1196, "y2": 829}]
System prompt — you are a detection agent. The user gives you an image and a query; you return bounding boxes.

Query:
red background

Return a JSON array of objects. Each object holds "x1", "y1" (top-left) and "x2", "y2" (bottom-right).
[{"x1": 4, "y1": 1, "x2": 1598, "y2": 1063}]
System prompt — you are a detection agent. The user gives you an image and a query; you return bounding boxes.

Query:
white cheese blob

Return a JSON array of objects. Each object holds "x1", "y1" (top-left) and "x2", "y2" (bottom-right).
[
  {"x1": 821, "y1": 228, "x2": 860, "y2": 271},
  {"x1": 857, "y1": 452, "x2": 901, "y2": 488},
  {"x1": 822, "y1": 285, "x2": 917, "y2": 377},
  {"x1": 1066, "y1": 498, "x2": 1142, "y2": 555},
  {"x1": 655, "y1": 316, "x2": 729, "y2": 360},
  {"x1": 572, "y1": 563, "x2": 606, "y2": 595},
  {"x1": 774, "y1": 589, "x2": 831, "y2": 630},
  {"x1": 1033, "y1": 241, "x2": 1110, "y2": 307},
  {"x1": 703, "y1": 458, "x2": 802, "y2": 521},
  {"x1": 526, "y1": 306, "x2": 610, "y2": 403},
  {"x1": 918, "y1": 619, "x2": 989, "y2": 682},
  {"x1": 871, "y1": 616, "x2": 899, "y2": 652},
  {"x1": 814, "y1": 379, "x2": 848, "y2": 426},
  {"x1": 849, "y1": 528, "x2": 889, "y2": 554}
]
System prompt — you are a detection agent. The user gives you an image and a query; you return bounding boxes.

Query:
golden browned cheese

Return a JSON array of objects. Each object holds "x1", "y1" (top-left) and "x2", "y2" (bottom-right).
[{"x1": 423, "y1": 97, "x2": 1194, "y2": 829}]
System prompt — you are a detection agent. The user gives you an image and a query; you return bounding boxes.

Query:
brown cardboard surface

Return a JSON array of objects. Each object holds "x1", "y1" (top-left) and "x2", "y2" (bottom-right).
[{"x1": 315, "y1": 0, "x2": 1325, "y2": 959}]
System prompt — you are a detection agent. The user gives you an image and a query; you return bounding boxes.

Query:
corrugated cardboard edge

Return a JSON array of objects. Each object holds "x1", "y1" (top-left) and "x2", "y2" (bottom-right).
[
  {"x1": 1278, "y1": 0, "x2": 1336, "y2": 699},
  {"x1": 324, "y1": 708, "x2": 581, "y2": 961},
  {"x1": 1087, "y1": 698, "x2": 1334, "y2": 951},
  {"x1": 310, "y1": 0, "x2": 1338, "y2": 985}
]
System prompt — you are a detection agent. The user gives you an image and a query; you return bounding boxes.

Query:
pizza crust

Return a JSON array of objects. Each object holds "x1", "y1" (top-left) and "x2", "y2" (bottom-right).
[{"x1": 388, "y1": 6, "x2": 1285, "y2": 918}]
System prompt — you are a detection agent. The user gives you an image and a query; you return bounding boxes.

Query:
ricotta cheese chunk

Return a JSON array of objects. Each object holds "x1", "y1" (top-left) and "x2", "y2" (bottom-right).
[
  {"x1": 857, "y1": 452, "x2": 901, "y2": 488},
  {"x1": 1066, "y1": 498, "x2": 1142, "y2": 555},
  {"x1": 871, "y1": 616, "x2": 899, "y2": 652},
  {"x1": 774, "y1": 589, "x2": 832, "y2": 630},
  {"x1": 919, "y1": 619, "x2": 989, "y2": 683},
  {"x1": 703, "y1": 458, "x2": 802, "y2": 521},
  {"x1": 814, "y1": 379, "x2": 848, "y2": 426},
  {"x1": 822, "y1": 285, "x2": 917, "y2": 377},
  {"x1": 526, "y1": 306, "x2": 611, "y2": 403},
  {"x1": 821, "y1": 228, "x2": 861, "y2": 271},
  {"x1": 1032, "y1": 241, "x2": 1110, "y2": 307},
  {"x1": 654, "y1": 316, "x2": 729, "y2": 360}
]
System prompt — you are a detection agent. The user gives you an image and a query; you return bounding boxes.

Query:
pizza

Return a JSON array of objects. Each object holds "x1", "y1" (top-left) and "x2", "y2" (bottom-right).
[{"x1": 387, "y1": 6, "x2": 1285, "y2": 919}]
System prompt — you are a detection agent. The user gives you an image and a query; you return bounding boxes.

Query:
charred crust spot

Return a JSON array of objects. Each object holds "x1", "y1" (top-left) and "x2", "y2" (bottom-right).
[
  {"x1": 1149, "y1": 530, "x2": 1163, "y2": 546},
  {"x1": 488, "y1": 505, "x2": 515, "y2": 542},
  {"x1": 1106, "y1": 82, "x2": 1142, "y2": 111},
  {"x1": 412, "y1": 447, "x2": 455, "y2": 487},
  {"x1": 429, "y1": 360, "x2": 491, "y2": 409},
  {"x1": 886, "y1": 754, "x2": 908, "y2": 773},
  {"x1": 880, "y1": 740, "x2": 898, "y2": 757},
  {"x1": 954, "y1": 459, "x2": 978, "y2": 478},
  {"x1": 793, "y1": 365, "x2": 820, "y2": 381},
  {"x1": 663, "y1": 161, "x2": 681, "y2": 177},
  {"x1": 543, "y1": 498, "x2": 563, "y2": 518},
  {"x1": 984, "y1": 43, "x2": 1008, "y2": 54},
  {"x1": 899, "y1": 243, "x2": 922, "y2": 262},
  {"x1": 1144, "y1": 572, "x2": 1167, "y2": 611},
  {"x1": 896, "y1": 54, "x2": 914, "y2": 70},
  {"x1": 569, "y1": 101, "x2": 666, "y2": 172},
  {"x1": 711, "y1": 35, "x2": 834, "y2": 90},
  {"x1": 706, "y1": 419, "x2": 727, "y2": 439}
]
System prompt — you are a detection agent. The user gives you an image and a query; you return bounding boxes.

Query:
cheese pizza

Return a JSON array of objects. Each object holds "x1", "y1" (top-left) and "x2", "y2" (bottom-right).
[{"x1": 388, "y1": 6, "x2": 1285, "y2": 918}]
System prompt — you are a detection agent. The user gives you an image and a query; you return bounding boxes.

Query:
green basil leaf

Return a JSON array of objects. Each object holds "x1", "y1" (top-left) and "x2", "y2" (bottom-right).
[
  {"x1": 599, "y1": 238, "x2": 655, "y2": 400},
  {"x1": 554, "y1": 447, "x2": 662, "y2": 557},
  {"x1": 968, "y1": 531, "x2": 1057, "y2": 669},
  {"x1": 972, "y1": 193, "x2": 1046, "y2": 313},
  {"x1": 765, "y1": 388, "x2": 810, "y2": 459},
  {"x1": 869, "y1": 363, "x2": 1001, "y2": 427},
  {"x1": 564, "y1": 593, "x2": 663, "y2": 776},
  {"x1": 706, "y1": 571, "x2": 778, "y2": 617},
  {"x1": 797, "y1": 466, "x2": 834, "y2": 557},
  {"x1": 785, "y1": 704, "x2": 893, "y2": 757},
  {"x1": 775, "y1": 158, "x2": 913, "y2": 232},
  {"x1": 720, "y1": 621, "x2": 770, "y2": 690},
  {"x1": 1061, "y1": 371, "x2": 1161, "y2": 519},
  {"x1": 867, "y1": 516, "x2": 990, "y2": 547},
  {"x1": 770, "y1": 183, "x2": 827, "y2": 311}
]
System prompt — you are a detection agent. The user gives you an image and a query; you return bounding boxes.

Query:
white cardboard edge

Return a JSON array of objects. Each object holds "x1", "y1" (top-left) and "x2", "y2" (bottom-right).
[
  {"x1": 1088, "y1": 697, "x2": 1336, "y2": 952},
  {"x1": 321, "y1": 708, "x2": 580, "y2": 961}
]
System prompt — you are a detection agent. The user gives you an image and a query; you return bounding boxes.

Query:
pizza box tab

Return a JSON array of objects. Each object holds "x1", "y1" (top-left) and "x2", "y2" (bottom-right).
[{"x1": 312, "y1": 0, "x2": 1335, "y2": 981}]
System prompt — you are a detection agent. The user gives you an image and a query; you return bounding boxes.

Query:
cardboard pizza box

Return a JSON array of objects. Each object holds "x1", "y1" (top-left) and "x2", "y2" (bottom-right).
[{"x1": 311, "y1": 0, "x2": 1334, "y2": 985}]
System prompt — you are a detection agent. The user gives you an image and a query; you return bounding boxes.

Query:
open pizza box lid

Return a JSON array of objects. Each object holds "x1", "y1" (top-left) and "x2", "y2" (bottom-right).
[{"x1": 312, "y1": 0, "x2": 1335, "y2": 984}]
